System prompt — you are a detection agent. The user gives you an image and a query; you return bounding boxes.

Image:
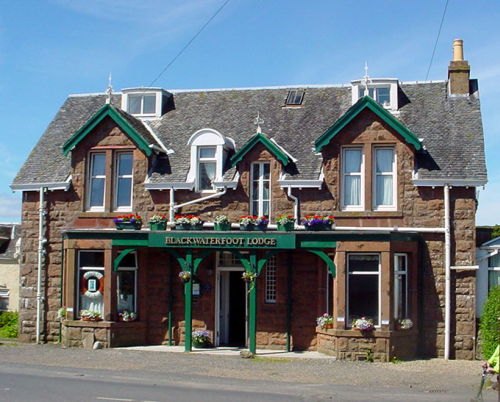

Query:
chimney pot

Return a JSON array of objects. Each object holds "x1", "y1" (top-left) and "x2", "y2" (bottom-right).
[{"x1": 453, "y1": 39, "x2": 464, "y2": 61}]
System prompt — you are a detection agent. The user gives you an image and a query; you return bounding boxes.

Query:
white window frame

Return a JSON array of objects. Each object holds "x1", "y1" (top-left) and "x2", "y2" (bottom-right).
[
  {"x1": 346, "y1": 253, "x2": 381, "y2": 327},
  {"x1": 394, "y1": 253, "x2": 408, "y2": 320},
  {"x1": 113, "y1": 151, "x2": 134, "y2": 212},
  {"x1": 76, "y1": 250, "x2": 105, "y2": 318},
  {"x1": 351, "y1": 78, "x2": 399, "y2": 111},
  {"x1": 197, "y1": 146, "x2": 217, "y2": 193},
  {"x1": 121, "y1": 88, "x2": 165, "y2": 119},
  {"x1": 116, "y1": 252, "x2": 138, "y2": 313},
  {"x1": 372, "y1": 147, "x2": 397, "y2": 211},
  {"x1": 488, "y1": 254, "x2": 500, "y2": 290},
  {"x1": 250, "y1": 162, "x2": 271, "y2": 217},
  {"x1": 86, "y1": 152, "x2": 106, "y2": 212},
  {"x1": 341, "y1": 147, "x2": 364, "y2": 211},
  {"x1": 0, "y1": 288, "x2": 10, "y2": 311},
  {"x1": 265, "y1": 256, "x2": 277, "y2": 303}
]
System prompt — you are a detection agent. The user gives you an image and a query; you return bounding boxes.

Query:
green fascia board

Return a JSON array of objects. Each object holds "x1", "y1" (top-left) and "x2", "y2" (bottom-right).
[
  {"x1": 62, "y1": 104, "x2": 153, "y2": 157},
  {"x1": 314, "y1": 96, "x2": 422, "y2": 152},
  {"x1": 230, "y1": 133, "x2": 291, "y2": 168}
]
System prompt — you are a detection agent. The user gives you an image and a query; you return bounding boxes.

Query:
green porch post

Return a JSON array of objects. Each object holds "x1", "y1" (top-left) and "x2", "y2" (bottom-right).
[
  {"x1": 286, "y1": 253, "x2": 293, "y2": 352},
  {"x1": 184, "y1": 251, "x2": 193, "y2": 352},
  {"x1": 248, "y1": 251, "x2": 257, "y2": 354},
  {"x1": 168, "y1": 262, "x2": 174, "y2": 346}
]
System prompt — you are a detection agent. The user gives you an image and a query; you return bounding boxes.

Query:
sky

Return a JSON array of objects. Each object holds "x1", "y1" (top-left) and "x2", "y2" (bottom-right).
[{"x1": 0, "y1": 0, "x2": 499, "y2": 225}]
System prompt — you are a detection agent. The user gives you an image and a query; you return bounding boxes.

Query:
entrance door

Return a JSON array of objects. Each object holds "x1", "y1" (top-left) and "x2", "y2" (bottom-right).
[{"x1": 217, "y1": 270, "x2": 246, "y2": 346}]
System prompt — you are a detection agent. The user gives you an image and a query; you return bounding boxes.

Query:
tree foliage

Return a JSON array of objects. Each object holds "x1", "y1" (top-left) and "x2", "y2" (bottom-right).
[
  {"x1": 0, "y1": 311, "x2": 18, "y2": 338},
  {"x1": 491, "y1": 225, "x2": 500, "y2": 239},
  {"x1": 480, "y1": 286, "x2": 500, "y2": 359}
]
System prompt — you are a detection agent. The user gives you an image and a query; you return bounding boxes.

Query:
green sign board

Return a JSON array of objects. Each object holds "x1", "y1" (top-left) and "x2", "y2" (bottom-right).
[{"x1": 149, "y1": 232, "x2": 296, "y2": 249}]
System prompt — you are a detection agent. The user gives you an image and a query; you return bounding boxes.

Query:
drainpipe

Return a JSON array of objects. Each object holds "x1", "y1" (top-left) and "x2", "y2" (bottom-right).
[
  {"x1": 36, "y1": 187, "x2": 47, "y2": 344},
  {"x1": 285, "y1": 187, "x2": 299, "y2": 227},
  {"x1": 444, "y1": 184, "x2": 451, "y2": 360},
  {"x1": 170, "y1": 188, "x2": 227, "y2": 224}
]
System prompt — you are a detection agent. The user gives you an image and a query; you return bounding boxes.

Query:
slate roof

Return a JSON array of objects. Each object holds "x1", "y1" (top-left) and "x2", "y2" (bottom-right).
[
  {"x1": 12, "y1": 81, "x2": 487, "y2": 187},
  {"x1": 0, "y1": 224, "x2": 20, "y2": 260}
]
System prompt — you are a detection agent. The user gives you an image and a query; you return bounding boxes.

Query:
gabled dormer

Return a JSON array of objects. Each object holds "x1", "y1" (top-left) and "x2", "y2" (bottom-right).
[
  {"x1": 121, "y1": 87, "x2": 173, "y2": 119},
  {"x1": 351, "y1": 78, "x2": 399, "y2": 112}
]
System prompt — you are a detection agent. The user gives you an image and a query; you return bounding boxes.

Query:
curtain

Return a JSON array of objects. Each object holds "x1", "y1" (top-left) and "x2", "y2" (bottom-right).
[
  {"x1": 344, "y1": 150, "x2": 361, "y2": 206},
  {"x1": 375, "y1": 149, "x2": 393, "y2": 206}
]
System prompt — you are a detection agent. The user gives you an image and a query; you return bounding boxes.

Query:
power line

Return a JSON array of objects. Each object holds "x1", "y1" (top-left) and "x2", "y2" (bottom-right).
[
  {"x1": 148, "y1": 0, "x2": 231, "y2": 87},
  {"x1": 425, "y1": 0, "x2": 450, "y2": 80}
]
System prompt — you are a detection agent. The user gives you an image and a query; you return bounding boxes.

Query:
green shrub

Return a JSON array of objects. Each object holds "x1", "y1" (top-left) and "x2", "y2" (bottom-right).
[
  {"x1": 480, "y1": 286, "x2": 500, "y2": 359},
  {"x1": 0, "y1": 311, "x2": 18, "y2": 338}
]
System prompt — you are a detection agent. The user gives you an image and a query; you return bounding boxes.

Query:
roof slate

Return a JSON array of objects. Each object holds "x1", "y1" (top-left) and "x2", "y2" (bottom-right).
[{"x1": 12, "y1": 82, "x2": 487, "y2": 187}]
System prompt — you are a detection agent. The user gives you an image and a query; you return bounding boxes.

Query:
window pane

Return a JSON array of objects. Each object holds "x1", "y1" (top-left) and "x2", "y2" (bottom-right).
[
  {"x1": 344, "y1": 176, "x2": 360, "y2": 206},
  {"x1": 80, "y1": 251, "x2": 104, "y2": 267},
  {"x1": 376, "y1": 87, "x2": 390, "y2": 105},
  {"x1": 348, "y1": 254, "x2": 379, "y2": 272},
  {"x1": 199, "y1": 162, "x2": 216, "y2": 190},
  {"x1": 90, "y1": 178, "x2": 105, "y2": 207},
  {"x1": 489, "y1": 270, "x2": 500, "y2": 289},
  {"x1": 91, "y1": 154, "x2": 106, "y2": 176},
  {"x1": 262, "y1": 200, "x2": 269, "y2": 216},
  {"x1": 263, "y1": 182, "x2": 269, "y2": 199},
  {"x1": 263, "y1": 162, "x2": 270, "y2": 180},
  {"x1": 118, "y1": 153, "x2": 133, "y2": 175},
  {"x1": 344, "y1": 149, "x2": 361, "y2": 173},
  {"x1": 251, "y1": 181, "x2": 259, "y2": 201},
  {"x1": 395, "y1": 273, "x2": 407, "y2": 319},
  {"x1": 117, "y1": 270, "x2": 136, "y2": 312},
  {"x1": 489, "y1": 254, "x2": 500, "y2": 267},
  {"x1": 199, "y1": 147, "x2": 216, "y2": 158},
  {"x1": 375, "y1": 149, "x2": 393, "y2": 172},
  {"x1": 116, "y1": 178, "x2": 132, "y2": 207},
  {"x1": 252, "y1": 201, "x2": 258, "y2": 215},
  {"x1": 376, "y1": 175, "x2": 393, "y2": 206},
  {"x1": 348, "y1": 274, "x2": 379, "y2": 325},
  {"x1": 128, "y1": 96, "x2": 141, "y2": 114},
  {"x1": 143, "y1": 95, "x2": 156, "y2": 114},
  {"x1": 252, "y1": 163, "x2": 260, "y2": 179}
]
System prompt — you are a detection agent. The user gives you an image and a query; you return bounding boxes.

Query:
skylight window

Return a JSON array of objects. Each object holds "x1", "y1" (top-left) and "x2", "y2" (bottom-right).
[{"x1": 285, "y1": 90, "x2": 304, "y2": 106}]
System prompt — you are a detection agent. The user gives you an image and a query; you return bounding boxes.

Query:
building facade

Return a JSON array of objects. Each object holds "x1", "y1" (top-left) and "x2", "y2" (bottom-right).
[{"x1": 11, "y1": 40, "x2": 486, "y2": 361}]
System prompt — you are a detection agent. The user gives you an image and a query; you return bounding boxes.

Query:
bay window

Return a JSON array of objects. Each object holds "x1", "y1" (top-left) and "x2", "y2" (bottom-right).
[
  {"x1": 373, "y1": 148, "x2": 396, "y2": 210},
  {"x1": 394, "y1": 253, "x2": 408, "y2": 320},
  {"x1": 251, "y1": 162, "x2": 270, "y2": 217},
  {"x1": 77, "y1": 251, "x2": 104, "y2": 318},
  {"x1": 341, "y1": 148, "x2": 363, "y2": 210},
  {"x1": 347, "y1": 254, "x2": 380, "y2": 326}
]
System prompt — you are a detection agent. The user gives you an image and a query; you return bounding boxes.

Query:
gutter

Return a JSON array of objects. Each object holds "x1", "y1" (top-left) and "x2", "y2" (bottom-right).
[{"x1": 10, "y1": 180, "x2": 71, "y2": 192}]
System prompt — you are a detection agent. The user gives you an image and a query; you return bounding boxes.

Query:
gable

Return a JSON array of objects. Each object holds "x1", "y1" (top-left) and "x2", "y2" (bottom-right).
[
  {"x1": 62, "y1": 104, "x2": 153, "y2": 157},
  {"x1": 230, "y1": 133, "x2": 293, "y2": 168},
  {"x1": 314, "y1": 96, "x2": 422, "y2": 152}
]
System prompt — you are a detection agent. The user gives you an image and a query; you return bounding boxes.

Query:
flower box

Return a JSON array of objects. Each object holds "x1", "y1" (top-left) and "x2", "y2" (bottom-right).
[
  {"x1": 214, "y1": 222, "x2": 232, "y2": 231},
  {"x1": 254, "y1": 223, "x2": 268, "y2": 231},
  {"x1": 149, "y1": 222, "x2": 166, "y2": 231},
  {"x1": 174, "y1": 215, "x2": 203, "y2": 230},
  {"x1": 277, "y1": 222, "x2": 294, "y2": 231},
  {"x1": 240, "y1": 223, "x2": 255, "y2": 231},
  {"x1": 192, "y1": 330, "x2": 211, "y2": 348},
  {"x1": 302, "y1": 215, "x2": 335, "y2": 231},
  {"x1": 115, "y1": 222, "x2": 142, "y2": 230}
]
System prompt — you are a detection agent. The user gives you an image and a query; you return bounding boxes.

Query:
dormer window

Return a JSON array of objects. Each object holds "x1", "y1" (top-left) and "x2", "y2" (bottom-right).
[
  {"x1": 187, "y1": 129, "x2": 235, "y2": 192},
  {"x1": 351, "y1": 78, "x2": 399, "y2": 111},
  {"x1": 121, "y1": 87, "x2": 167, "y2": 119},
  {"x1": 285, "y1": 90, "x2": 304, "y2": 106}
]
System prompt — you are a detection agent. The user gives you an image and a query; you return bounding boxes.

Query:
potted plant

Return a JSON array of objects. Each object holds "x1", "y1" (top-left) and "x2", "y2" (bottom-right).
[
  {"x1": 352, "y1": 317, "x2": 375, "y2": 332},
  {"x1": 396, "y1": 318, "x2": 413, "y2": 330},
  {"x1": 179, "y1": 270, "x2": 192, "y2": 282},
  {"x1": 316, "y1": 313, "x2": 333, "y2": 329},
  {"x1": 118, "y1": 309, "x2": 137, "y2": 322},
  {"x1": 80, "y1": 310, "x2": 102, "y2": 322},
  {"x1": 57, "y1": 307, "x2": 67, "y2": 321},
  {"x1": 302, "y1": 215, "x2": 335, "y2": 231},
  {"x1": 276, "y1": 214, "x2": 295, "y2": 231},
  {"x1": 255, "y1": 216, "x2": 269, "y2": 231},
  {"x1": 239, "y1": 215, "x2": 256, "y2": 231},
  {"x1": 113, "y1": 214, "x2": 143, "y2": 230},
  {"x1": 174, "y1": 215, "x2": 203, "y2": 230},
  {"x1": 214, "y1": 215, "x2": 232, "y2": 231},
  {"x1": 149, "y1": 214, "x2": 167, "y2": 230},
  {"x1": 242, "y1": 271, "x2": 257, "y2": 283},
  {"x1": 192, "y1": 330, "x2": 212, "y2": 348}
]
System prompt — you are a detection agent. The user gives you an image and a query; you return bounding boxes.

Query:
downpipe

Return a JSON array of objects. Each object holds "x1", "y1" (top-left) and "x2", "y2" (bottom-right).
[
  {"x1": 169, "y1": 188, "x2": 227, "y2": 225},
  {"x1": 36, "y1": 187, "x2": 47, "y2": 344},
  {"x1": 444, "y1": 184, "x2": 451, "y2": 360}
]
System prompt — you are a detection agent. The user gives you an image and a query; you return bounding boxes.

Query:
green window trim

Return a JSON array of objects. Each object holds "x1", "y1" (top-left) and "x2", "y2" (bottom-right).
[
  {"x1": 62, "y1": 104, "x2": 153, "y2": 157},
  {"x1": 230, "y1": 133, "x2": 292, "y2": 168},
  {"x1": 314, "y1": 96, "x2": 422, "y2": 152}
]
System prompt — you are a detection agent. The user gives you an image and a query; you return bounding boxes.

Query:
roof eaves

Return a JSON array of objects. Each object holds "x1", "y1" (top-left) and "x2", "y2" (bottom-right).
[
  {"x1": 230, "y1": 133, "x2": 291, "y2": 168},
  {"x1": 314, "y1": 96, "x2": 422, "y2": 152}
]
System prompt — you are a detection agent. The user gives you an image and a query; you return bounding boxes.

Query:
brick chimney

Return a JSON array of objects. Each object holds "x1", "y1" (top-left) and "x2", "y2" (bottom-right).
[{"x1": 448, "y1": 39, "x2": 470, "y2": 95}]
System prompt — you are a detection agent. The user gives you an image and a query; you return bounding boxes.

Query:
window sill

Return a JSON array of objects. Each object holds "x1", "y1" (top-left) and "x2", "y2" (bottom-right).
[{"x1": 334, "y1": 211, "x2": 403, "y2": 218}]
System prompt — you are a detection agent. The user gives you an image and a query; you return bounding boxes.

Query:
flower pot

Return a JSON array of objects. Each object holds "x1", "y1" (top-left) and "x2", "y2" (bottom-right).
[
  {"x1": 305, "y1": 223, "x2": 334, "y2": 231},
  {"x1": 193, "y1": 339, "x2": 210, "y2": 348},
  {"x1": 115, "y1": 222, "x2": 142, "y2": 230},
  {"x1": 82, "y1": 316, "x2": 102, "y2": 322},
  {"x1": 254, "y1": 223, "x2": 268, "y2": 231},
  {"x1": 277, "y1": 222, "x2": 294, "y2": 231},
  {"x1": 214, "y1": 222, "x2": 231, "y2": 231},
  {"x1": 149, "y1": 222, "x2": 166, "y2": 231},
  {"x1": 175, "y1": 223, "x2": 192, "y2": 230},
  {"x1": 240, "y1": 223, "x2": 255, "y2": 231},
  {"x1": 192, "y1": 223, "x2": 203, "y2": 230},
  {"x1": 321, "y1": 323, "x2": 333, "y2": 329}
]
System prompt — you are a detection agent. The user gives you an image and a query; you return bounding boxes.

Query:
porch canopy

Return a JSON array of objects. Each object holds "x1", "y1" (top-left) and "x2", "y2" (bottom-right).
[{"x1": 64, "y1": 229, "x2": 417, "y2": 353}]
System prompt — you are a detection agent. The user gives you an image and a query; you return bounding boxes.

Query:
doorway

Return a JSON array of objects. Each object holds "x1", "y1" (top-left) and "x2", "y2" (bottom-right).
[{"x1": 216, "y1": 269, "x2": 247, "y2": 346}]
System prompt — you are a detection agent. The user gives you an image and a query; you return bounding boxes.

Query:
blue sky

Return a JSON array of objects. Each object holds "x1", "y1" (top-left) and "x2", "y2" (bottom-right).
[{"x1": 1, "y1": 0, "x2": 499, "y2": 225}]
